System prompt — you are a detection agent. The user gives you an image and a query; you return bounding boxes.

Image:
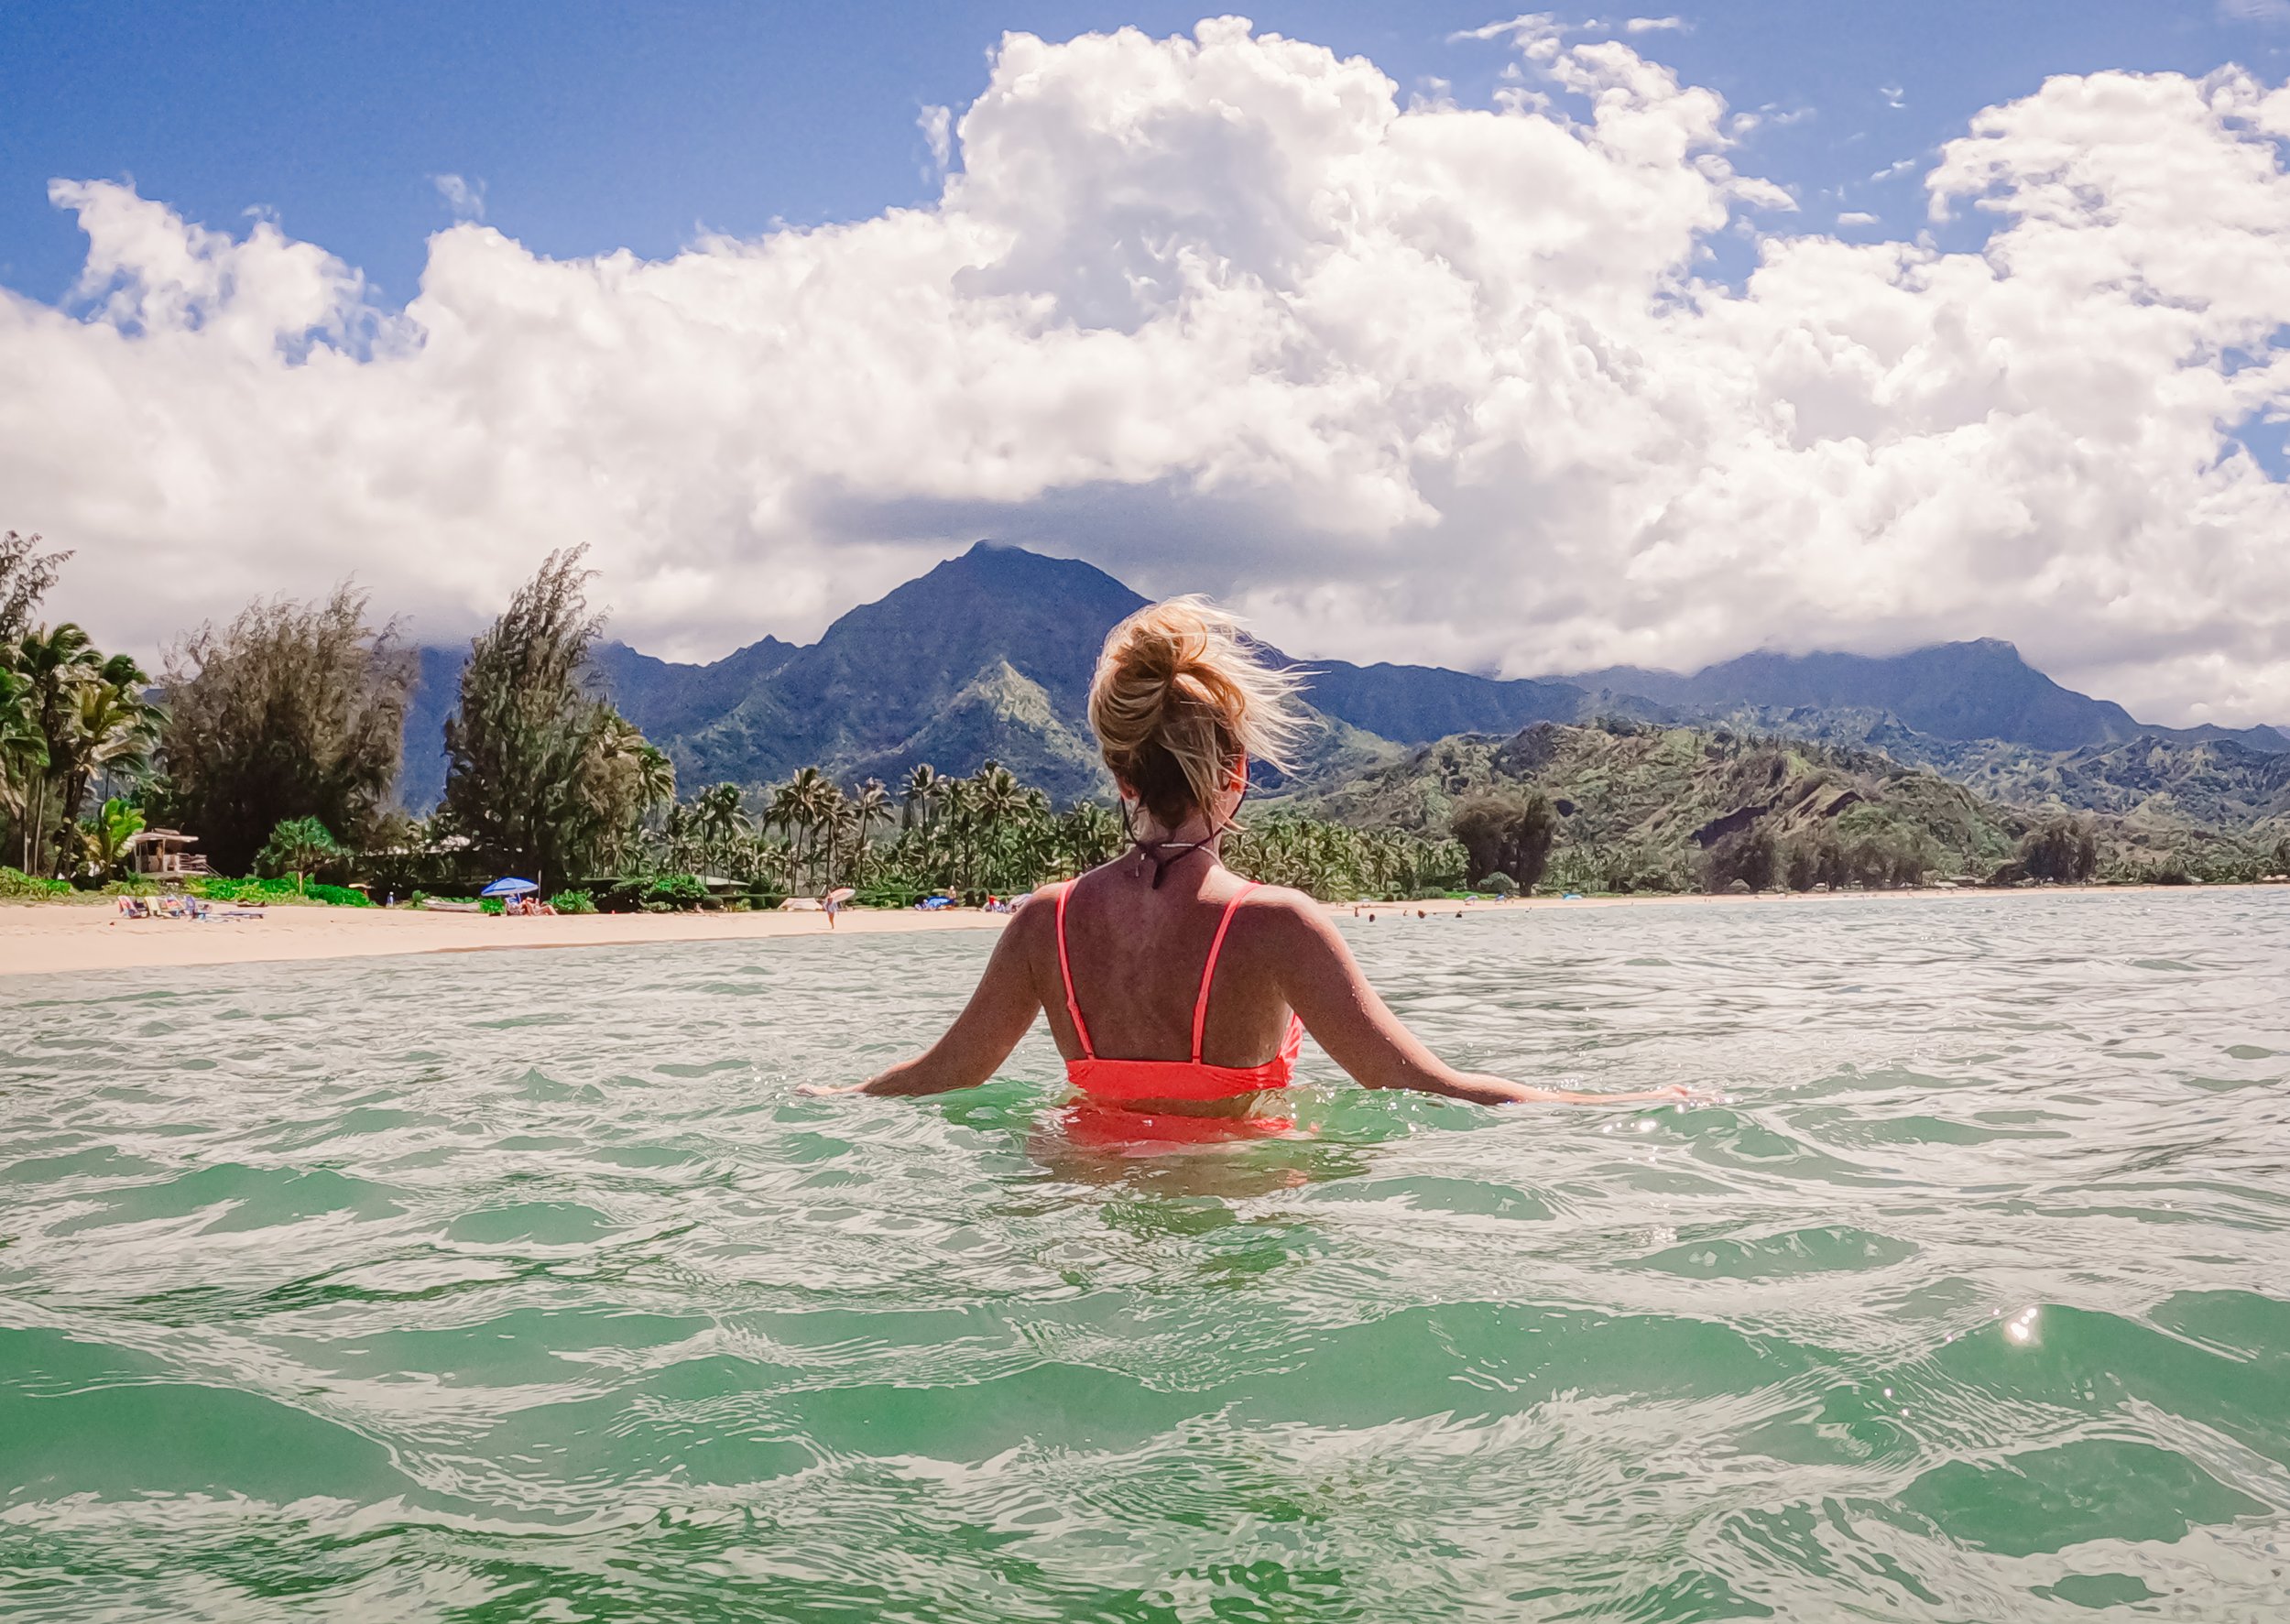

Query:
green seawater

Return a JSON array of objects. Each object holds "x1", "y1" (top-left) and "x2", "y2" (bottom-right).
[{"x1": 4, "y1": 890, "x2": 2289, "y2": 1620}]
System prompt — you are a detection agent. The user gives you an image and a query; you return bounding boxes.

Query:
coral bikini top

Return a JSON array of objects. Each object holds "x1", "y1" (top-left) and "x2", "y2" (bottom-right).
[{"x1": 1052, "y1": 878, "x2": 1303, "y2": 1104}]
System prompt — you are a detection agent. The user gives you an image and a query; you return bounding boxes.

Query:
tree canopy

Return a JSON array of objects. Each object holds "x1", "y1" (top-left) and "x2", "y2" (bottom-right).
[
  {"x1": 442, "y1": 549, "x2": 672, "y2": 888},
  {"x1": 1449, "y1": 790, "x2": 1558, "y2": 888},
  {"x1": 157, "y1": 583, "x2": 413, "y2": 876}
]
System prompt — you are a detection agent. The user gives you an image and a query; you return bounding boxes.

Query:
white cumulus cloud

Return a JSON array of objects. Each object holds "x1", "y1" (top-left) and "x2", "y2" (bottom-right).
[
  {"x1": 8, "y1": 18, "x2": 2290, "y2": 726},
  {"x1": 430, "y1": 172, "x2": 485, "y2": 220},
  {"x1": 917, "y1": 104, "x2": 953, "y2": 172}
]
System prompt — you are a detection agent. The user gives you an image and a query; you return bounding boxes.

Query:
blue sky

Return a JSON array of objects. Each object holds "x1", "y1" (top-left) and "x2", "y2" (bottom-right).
[
  {"x1": 6, "y1": 1, "x2": 2284, "y2": 306},
  {"x1": 9, "y1": 4, "x2": 2290, "y2": 724}
]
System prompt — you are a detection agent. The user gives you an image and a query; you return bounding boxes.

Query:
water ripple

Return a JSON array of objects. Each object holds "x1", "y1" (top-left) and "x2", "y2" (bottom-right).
[{"x1": 4, "y1": 889, "x2": 2289, "y2": 1620}]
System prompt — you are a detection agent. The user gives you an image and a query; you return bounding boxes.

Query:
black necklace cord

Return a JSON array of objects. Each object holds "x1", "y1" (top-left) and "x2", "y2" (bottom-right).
[{"x1": 1120, "y1": 787, "x2": 1249, "y2": 889}]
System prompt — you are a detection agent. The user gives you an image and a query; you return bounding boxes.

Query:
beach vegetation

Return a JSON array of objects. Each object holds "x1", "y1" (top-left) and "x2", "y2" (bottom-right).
[
  {"x1": 1450, "y1": 790, "x2": 1557, "y2": 888},
  {"x1": 1, "y1": 619, "x2": 162, "y2": 880},
  {"x1": 643, "y1": 873, "x2": 710, "y2": 910},
  {"x1": 1701, "y1": 825, "x2": 1777, "y2": 892},
  {"x1": 256, "y1": 815, "x2": 343, "y2": 894},
  {"x1": 155, "y1": 583, "x2": 410, "y2": 877},
  {"x1": 0, "y1": 864, "x2": 71, "y2": 899},
  {"x1": 2019, "y1": 814, "x2": 2100, "y2": 883},
  {"x1": 81, "y1": 796, "x2": 146, "y2": 881},
  {"x1": 442, "y1": 549, "x2": 674, "y2": 892},
  {"x1": 549, "y1": 888, "x2": 596, "y2": 914},
  {"x1": 0, "y1": 531, "x2": 70, "y2": 644}
]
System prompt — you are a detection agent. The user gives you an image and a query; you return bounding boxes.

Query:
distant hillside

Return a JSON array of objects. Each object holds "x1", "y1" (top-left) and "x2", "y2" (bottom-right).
[
  {"x1": 1292, "y1": 721, "x2": 2024, "y2": 875},
  {"x1": 670, "y1": 543, "x2": 1147, "y2": 799},
  {"x1": 1283, "y1": 718, "x2": 2282, "y2": 888},
  {"x1": 389, "y1": 544, "x2": 2287, "y2": 836},
  {"x1": 1563, "y1": 640, "x2": 2144, "y2": 753},
  {"x1": 1685, "y1": 706, "x2": 2290, "y2": 831},
  {"x1": 591, "y1": 636, "x2": 796, "y2": 741},
  {"x1": 1298, "y1": 659, "x2": 1587, "y2": 743},
  {"x1": 395, "y1": 646, "x2": 467, "y2": 815}
]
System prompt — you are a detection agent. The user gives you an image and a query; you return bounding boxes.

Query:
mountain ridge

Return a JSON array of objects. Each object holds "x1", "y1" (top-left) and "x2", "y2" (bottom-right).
[{"x1": 391, "y1": 543, "x2": 2288, "y2": 825}]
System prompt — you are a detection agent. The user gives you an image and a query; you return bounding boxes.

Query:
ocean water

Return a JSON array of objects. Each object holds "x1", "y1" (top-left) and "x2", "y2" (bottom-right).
[{"x1": 4, "y1": 890, "x2": 2289, "y2": 1622}]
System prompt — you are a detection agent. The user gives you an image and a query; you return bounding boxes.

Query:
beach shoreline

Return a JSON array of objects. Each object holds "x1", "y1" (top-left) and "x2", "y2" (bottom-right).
[{"x1": 1, "y1": 881, "x2": 2273, "y2": 979}]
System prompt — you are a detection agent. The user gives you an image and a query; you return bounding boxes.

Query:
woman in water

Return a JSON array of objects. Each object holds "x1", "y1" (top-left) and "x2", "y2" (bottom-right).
[{"x1": 807, "y1": 597, "x2": 1693, "y2": 1125}]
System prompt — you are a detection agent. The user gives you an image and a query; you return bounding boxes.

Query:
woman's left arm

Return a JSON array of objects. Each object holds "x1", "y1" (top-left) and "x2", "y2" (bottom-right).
[{"x1": 799, "y1": 903, "x2": 1048, "y2": 1096}]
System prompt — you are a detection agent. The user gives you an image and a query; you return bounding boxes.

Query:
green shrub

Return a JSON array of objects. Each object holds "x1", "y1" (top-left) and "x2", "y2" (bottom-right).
[
  {"x1": 0, "y1": 866, "x2": 72, "y2": 899},
  {"x1": 191, "y1": 875, "x2": 306, "y2": 904},
  {"x1": 550, "y1": 888, "x2": 596, "y2": 914},
  {"x1": 480, "y1": 897, "x2": 506, "y2": 915},
  {"x1": 855, "y1": 883, "x2": 923, "y2": 909},
  {"x1": 304, "y1": 883, "x2": 371, "y2": 908},
  {"x1": 645, "y1": 873, "x2": 708, "y2": 910}
]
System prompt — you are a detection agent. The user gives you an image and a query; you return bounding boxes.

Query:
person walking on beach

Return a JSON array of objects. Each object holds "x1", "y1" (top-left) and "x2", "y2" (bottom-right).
[{"x1": 804, "y1": 597, "x2": 1692, "y2": 1123}]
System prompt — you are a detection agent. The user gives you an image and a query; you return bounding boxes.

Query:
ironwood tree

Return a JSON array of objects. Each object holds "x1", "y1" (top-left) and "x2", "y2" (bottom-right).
[
  {"x1": 158, "y1": 584, "x2": 414, "y2": 875},
  {"x1": 442, "y1": 548, "x2": 671, "y2": 890},
  {"x1": 1449, "y1": 790, "x2": 1559, "y2": 888},
  {"x1": 0, "y1": 531, "x2": 69, "y2": 644}
]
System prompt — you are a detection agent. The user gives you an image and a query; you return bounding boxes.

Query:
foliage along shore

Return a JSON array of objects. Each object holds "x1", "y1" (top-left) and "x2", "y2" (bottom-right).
[{"x1": 5, "y1": 529, "x2": 2285, "y2": 911}]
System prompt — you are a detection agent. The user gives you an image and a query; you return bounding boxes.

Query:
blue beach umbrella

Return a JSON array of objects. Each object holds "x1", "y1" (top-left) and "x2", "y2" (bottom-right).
[{"x1": 480, "y1": 877, "x2": 540, "y2": 898}]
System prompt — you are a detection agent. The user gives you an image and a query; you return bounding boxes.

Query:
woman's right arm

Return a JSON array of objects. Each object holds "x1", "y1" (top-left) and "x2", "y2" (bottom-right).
[{"x1": 1268, "y1": 899, "x2": 1696, "y2": 1106}]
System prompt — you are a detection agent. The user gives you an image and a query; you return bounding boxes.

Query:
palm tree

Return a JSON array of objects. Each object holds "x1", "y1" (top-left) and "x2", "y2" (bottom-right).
[
  {"x1": 900, "y1": 763, "x2": 943, "y2": 834},
  {"x1": 83, "y1": 796, "x2": 145, "y2": 880},
  {"x1": 60, "y1": 653, "x2": 160, "y2": 822},
  {"x1": 771, "y1": 767, "x2": 842, "y2": 890},
  {"x1": 11, "y1": 624, "x2": 99, "y2": 875},
  {"x1": 764, "y1": 777, "x2": 804, "y2": 870},
  {"x1": 832, "y1": 778, "x2": 889, "y2": 888},
  {"x1": 959, "y1": 762, "x2": 1026, "y2": 895},
  {"x1": 808, "y1": 779, "x2": 847, "y2": 888},
  {"x1": 692, "y1": 782, "x2": 751, "y2": 875},
  {"x1": 0, "y1": 666, "x2": 47, "y2": 847}
]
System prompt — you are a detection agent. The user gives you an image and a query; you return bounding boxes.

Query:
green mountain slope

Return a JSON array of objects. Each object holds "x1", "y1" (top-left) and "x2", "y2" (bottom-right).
[
  {"x1": 392, "y1": 545, "x2": 2286, "y2": 847},
  {"x1": 844, "y1": 659, "x2": 1108, "y2": 800},
  {"x1": 1690, "y1": 706, "x2": 2290, "y2": 828},
  {"x1": 1282, "y1": 716, "x2": 2285, "y2": 886},
  {"x1": 1562, "y1": 640, "x2": 2145, "y2": 752},
  {"x1": 669, "y1": 542, "x2": 1147, "y2": 788},
  {"x1": 1292, "y1": 720, "x2": 2019, "y2": 866}
]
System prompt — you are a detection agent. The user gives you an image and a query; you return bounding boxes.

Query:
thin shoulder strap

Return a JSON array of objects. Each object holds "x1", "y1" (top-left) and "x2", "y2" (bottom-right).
[
  {"x1": 1052, "y1": 880, "x2": 1096, "y2": 1059},
  {"x1": 1190, "y1": 882, "x2": 1259, "y2": 1063}
]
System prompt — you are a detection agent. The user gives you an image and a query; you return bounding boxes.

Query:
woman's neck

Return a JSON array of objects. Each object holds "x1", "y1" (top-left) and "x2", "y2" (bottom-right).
[
  {"x1": 1127, "y1": 806, "x2": 1223, "y2": 888},
  {"x1": 1132, "y1": 809, "x2": 1219, "y2": 849}
]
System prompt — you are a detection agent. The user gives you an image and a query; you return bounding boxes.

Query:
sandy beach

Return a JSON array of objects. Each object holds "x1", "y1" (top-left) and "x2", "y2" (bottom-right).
[
  {"x1": 2, "y1": 882, "x2": 2251, "y2": 979},
  {"x1": 0, "y1": 899, "x2": 1018, "y2": 978}
]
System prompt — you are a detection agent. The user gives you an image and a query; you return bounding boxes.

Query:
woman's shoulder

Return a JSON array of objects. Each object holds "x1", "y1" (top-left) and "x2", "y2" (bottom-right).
[{"x1": 1228, "y1": 880, "x2": 1328, "y2": 932}]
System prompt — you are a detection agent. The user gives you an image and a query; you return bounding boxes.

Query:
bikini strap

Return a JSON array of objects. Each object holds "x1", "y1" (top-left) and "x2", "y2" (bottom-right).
[
  {"x1": 1052, "y1": 880, "x2": 1096, "y2": 1059},
  {"x1": 1190, "y1": 882, "x2": 1258, "y2": 1063}
]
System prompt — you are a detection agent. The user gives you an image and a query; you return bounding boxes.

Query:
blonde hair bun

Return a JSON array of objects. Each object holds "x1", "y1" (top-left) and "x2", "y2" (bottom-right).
[{"x1": 1088, "y1": 595, "x2": 1305, "y2": 826}]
